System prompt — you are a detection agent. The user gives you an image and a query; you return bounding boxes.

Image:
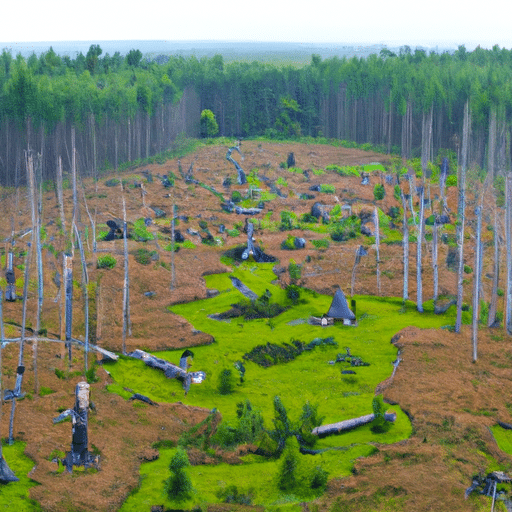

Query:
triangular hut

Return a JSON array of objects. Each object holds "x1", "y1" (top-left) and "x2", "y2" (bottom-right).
[{"x1": 326, "y1": 288, "x2": 356, "y2": 326}]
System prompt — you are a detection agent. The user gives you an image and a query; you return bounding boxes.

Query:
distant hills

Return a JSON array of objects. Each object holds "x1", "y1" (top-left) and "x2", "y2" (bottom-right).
[{"x1": 0, "y1": 40, "x2": 456, "y2": 64}]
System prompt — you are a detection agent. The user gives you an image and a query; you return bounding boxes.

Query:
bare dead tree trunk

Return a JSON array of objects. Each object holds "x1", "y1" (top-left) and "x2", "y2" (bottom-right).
[
  {"x1": 171, "y1": 193, "x2": 176, "y2": 290},
  {"x1": 71, "y1": 126, "x2": 78, "y2": 229},
  {"x1": 74, "y1": 223, "x2": 89, "y2": 372},
  {"x1": 432, "y1": 214, "x2": 439, "y2": 303},
  {"x1": 121, "y1": 189, "x2": 131, "y2": 354},
  {"x1": 417, "y1": 185, "x2": 425, "y2": 312},
  {"x1": 472, "y1": 206, "x2": 482, "y2": 362},
  {"x1": 400, "y1": 189, "x2": 409, "y2": 302},
  {"x1": 374, "y1": 207, "x2": 381, "y2": 296},
  {"x1": 64, "y1": 253, "x2": 73, "y2": 362},
  {"x1": 488, "y1": 208, "x2": 500, "y2": 327},
  {"x1": 0, "y1": 290, "x2": 18, "y2": 481},
  {"x1": 506, "y1": 174, "x2": 512, "y2": 334},
  {"x1": 456, "y1": 101, "x2": 470, "y2": 333},
  {"x1": 35, "y1": 154, "x2": 44, "y2": 394},
  {"x1": 57, "y1": 156, "x2": 66, "y2": 235}
]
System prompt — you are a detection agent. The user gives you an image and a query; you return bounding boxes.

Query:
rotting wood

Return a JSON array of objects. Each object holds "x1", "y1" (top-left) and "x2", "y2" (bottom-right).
[{"x1": 312, "y1": 412, "x2": 396, "y2": 437}]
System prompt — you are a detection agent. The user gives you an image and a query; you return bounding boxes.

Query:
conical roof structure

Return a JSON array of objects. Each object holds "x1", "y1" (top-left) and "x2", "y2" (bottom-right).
[{"x1": 327, "y1": 288, "x2": 355, "y2": 320}]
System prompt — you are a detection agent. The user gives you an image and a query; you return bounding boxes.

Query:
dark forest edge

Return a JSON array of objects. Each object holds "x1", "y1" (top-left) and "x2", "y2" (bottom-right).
[{"x1": 0, "y1": 43, "x2": 511, "y2": 186}]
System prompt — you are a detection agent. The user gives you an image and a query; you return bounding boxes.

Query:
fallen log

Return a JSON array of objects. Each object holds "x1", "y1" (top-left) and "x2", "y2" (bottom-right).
[
  {"x1": 129, "y1": 349, "x2": 187, "y2": 379},
  {"x1": 312, "y1": 412, "x2": 396, "y2": 437}
]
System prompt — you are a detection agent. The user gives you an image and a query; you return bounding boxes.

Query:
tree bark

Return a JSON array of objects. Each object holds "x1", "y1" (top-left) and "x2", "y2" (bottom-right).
[
  {"x1": 417, "y1": 184, "x2": 425, "y2": 312},
  {"x1": 400, "y1": 189, "x2": 409, "y2": 302},
  {"x1": 472, "y1": 206, "x2": 482, "y2": 361},
  {"x1": 456, "y1": 101, "x2": 470, "y2": 333},
  {"x1": 488, "y1": 208, "x2": 500, "y2": 327},
  {"x1": 374, "y1": 207, "x2": 381, "y2": 295},
  {"x1": 74, "y1": 223, "x2": 90, "y2": 372}
]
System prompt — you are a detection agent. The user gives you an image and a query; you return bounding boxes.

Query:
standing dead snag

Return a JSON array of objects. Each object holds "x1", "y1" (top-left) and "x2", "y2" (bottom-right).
[
  {"x1": 64, "y1": 253, "x2": 73, "y2": 361},
  {"x1": 53, "y1": 382, "x2": 99, "y2": 472},
  {"x1": 472, "y1": 206, "x2": 482, "y2": 362},
  {"x1": 400, "y1": 188, "x2": 409, "y2": 302},
  {"x1": 373, "y1": 207, "x2": 381, "y2": 296},
  {"x1": 5, "y1": 252, "x2": 16, "y2": 302},
  {"x1": 0, "y1": 291, "x2": 18, "y2": 483}
]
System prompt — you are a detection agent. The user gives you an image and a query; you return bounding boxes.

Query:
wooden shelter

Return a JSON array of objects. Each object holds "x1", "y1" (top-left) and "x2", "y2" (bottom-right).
[{"x1": 326, "y1": 288, "x2": 356, "y2": 326}]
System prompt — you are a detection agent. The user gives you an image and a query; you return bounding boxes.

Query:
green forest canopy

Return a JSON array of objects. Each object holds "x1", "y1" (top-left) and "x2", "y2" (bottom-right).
[{"x1": 0, "y1": 43, "x2": 511, "y2": 185}]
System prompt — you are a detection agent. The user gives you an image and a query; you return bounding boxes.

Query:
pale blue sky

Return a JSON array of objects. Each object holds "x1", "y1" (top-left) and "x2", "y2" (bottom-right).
[{"x1": 2, "y1": 0, "x2": 511, "y2": 49}]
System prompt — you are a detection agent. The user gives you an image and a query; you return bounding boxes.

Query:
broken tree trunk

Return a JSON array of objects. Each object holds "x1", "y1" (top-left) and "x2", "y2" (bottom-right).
[
  {"x1": 0, "y1": 290, "x2": 18, "y2": 483},
  {"x1": 53, "y1": 382, "x2": 98, "y2": 472},
  {"x1": 5, "y1": 252, "x2": 16, "y2": 302},
  {"x1": 432, "y1": 213, "x2": 439, "y2": 303},
  {"x1": 226, "y1": 146, "x2": 246, "y2": 185},
  {"x1": 312, "y1": 412, "x2": 396, "y2": 437}
]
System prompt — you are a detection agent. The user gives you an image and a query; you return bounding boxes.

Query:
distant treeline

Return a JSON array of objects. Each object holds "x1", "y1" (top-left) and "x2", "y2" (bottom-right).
[{"x1": 1, "y1": 44, "x2": 511, "y2": 185}]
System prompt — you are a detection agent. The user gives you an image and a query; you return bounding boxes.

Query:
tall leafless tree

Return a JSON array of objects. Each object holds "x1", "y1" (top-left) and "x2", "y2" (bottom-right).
[{"x1": 456, "y1": 101, "x2": 470, "y2": 333}]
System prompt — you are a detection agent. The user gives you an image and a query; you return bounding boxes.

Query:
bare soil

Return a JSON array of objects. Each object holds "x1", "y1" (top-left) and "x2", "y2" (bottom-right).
[{"x1": 0, "y1": 141, "x2": 509, "y2": 511}]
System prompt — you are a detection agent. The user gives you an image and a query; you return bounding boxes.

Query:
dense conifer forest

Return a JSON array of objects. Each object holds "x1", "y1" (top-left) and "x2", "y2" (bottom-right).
[{"x1": 0, "y1": 43, "x2": 511, "y2": 185}]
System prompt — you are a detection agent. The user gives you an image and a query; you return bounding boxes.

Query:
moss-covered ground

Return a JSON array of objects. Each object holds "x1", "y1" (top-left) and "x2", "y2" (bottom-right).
[{"x1": 104, "y1": 264, "x2": 460, "y2": 510}]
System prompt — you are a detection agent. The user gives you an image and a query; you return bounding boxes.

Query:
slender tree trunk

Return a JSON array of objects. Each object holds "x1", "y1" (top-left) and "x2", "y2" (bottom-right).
[
  {"x1": 71, "y1": 126, "x2": 79, "y2": 228},
  {"x1": 432, "y1": 215, "x2": 439, "y2": 303},
  {"x1": 64, "y1": 253, "x2": 73, "y2": 362},
  {"x1": 374, "y1": 207, "x2": 381, "y2": 296},
  {"x1": 456, "y1": 102, "x2": 470, "y2": 333},
  {"x1": 400, "y1": 189, "x2": 409, "y2": 302},
  {"x1": 488, "y1": 209, "x2": 500, "y2": 327},
  {"x1": 171, "y1": 192, "x2": 176, "y2": 290},
  {"x1": 417, "y1": 185, "x2": 425, "y2": 312},
  {"x1": 121, "y1": 189, "x2": 131, "y2": 354},
  {"x1": 74, "y1": 223, "x2": 89, "y2": 372},
  {"x1": 57, "y1": 156, "x2": 66, "y2": 235},
  {"x1": 472, "y1": 206, "x2": 482, "y2": 362},
  {"x1": 506, "y1": 174, "x2": 512, "y2": 334},
  {"x1": 488, "y1": 107, "x2": 497, "y2": 178}
]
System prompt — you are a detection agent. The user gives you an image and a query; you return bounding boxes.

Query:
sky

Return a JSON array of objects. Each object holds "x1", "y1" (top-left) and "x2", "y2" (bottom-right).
[{"x1": 2, "y1": 0, "x2": 512, "y2": 50}]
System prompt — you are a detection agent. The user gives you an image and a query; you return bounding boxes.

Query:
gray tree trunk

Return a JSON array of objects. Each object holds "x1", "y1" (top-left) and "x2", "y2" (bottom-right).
[
  {"x1": 57, "y1": 156, "x2": 66, "y2": 235},
  {"x1": 400, "y1": 189, "x2": 409, "y2": 302},
  {"x1": 0, "y1": 291, "x2": 18, "y2": 482},
  {"x1": 64, "y1": 253, "x2": 73, "y2": 361},
  {"x1": 432, "y1": 214, "x2": 439, "y2": 303},
  {"x1": 121, "y1": 191, "x2": 131, "y2": 355},
  {"x1": 74, "y1": 223, "x2": 89, "y2": 372},
  {"x1": 416, "y1": 185, "x2": 425, "y2": 312},
  {"x1": 374, "y1": 207, "x2": 381, "y2": 296},
  {"x1": 456, "y1": 102, "x2": 470, "y2": 333},
  {"x1": 488, "y1": 209, "x2": 500, "y2": 327},
  {"x1": 506, "y1": 174, "x2": 512, "y2": 334},
  {"x1": 472, "y1": 206, "x2": 482, "y2": 362}
]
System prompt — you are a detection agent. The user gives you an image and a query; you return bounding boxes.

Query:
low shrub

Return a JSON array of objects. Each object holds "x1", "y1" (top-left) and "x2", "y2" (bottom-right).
[
  {"x1": 97, "y1": 255, "x2": 117, "y2": 269},
  {"x1": 374, "y1": 183, "x2": 385, "y2": 201},
  {"x1": 320, "y1": 184, "x2": 336, "y2": 194}
]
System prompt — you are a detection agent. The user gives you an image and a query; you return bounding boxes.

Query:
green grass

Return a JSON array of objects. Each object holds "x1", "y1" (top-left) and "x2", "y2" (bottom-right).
[
  {"x1": 106, "y1": 265, "x2": 460, "y2": 510},
  {"x1": 0, "y1": 442, "x2": 41, "y2": 511},
  {"x1": 490, "y1": 425, "x2": 512, "y2": 455}
]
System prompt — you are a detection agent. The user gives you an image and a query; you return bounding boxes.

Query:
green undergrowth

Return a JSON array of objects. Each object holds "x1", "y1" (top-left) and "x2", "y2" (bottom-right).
[
  {"x1": 0, "y1": 441, "x2": 41, "y2": 511},
  {"x1": 105, "y1": 263, "x2": 462, "y2": 510},
  {"x1": 490, "y1": 425, "x2": 512, "y2": 456}
]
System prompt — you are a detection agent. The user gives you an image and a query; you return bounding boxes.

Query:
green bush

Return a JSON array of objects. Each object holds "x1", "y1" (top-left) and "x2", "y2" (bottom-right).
[
  {"x1": 299, "y1": 212, "x2": 318, "y2": 224},
  {"x1": 310, "y1": 465, "x2": 329, "y2": 490},
  {"x1": 311, "y1": 238, "x2": 330, "y2": 250},
  {"x1": 134, "y1": 248, "x2": 156, "y2": 265},
  {"x1": 320, "y1": 184, "x2": 336, "y2": 194},
  {"x1": 97, "y1": 255, "x2": 117, "y2": 269},
  {"x1": 374, "y1": 183, "x2": 385, "y2": 201},
  {"x1": 464, "y1": 265, "x2": 473, "y2": 274},
  {"x1": 218, "y1": 369, "x2": 235, "y2": 395},
  {"x1": 286, "y1": 284, "x2": 301, "y2": 303},
  {"x1": 165, "y1": 448, "x2": 192, "y2": 500},
  {"x1": 289, "y1": 259, "x2": 302, "y2": 281},
  {"x1": 281, "y1": 235, "x2": 296, "y2": 250},
  {"x1": 231, "y1": 190, "x2": 243, "y2": 203},
  {"x1": 277, "y1": 437, "x2": 299, "y2": 490},
  {"x1": 370, "y1": 395, "x2": 391, "y2": 434},
  {"x1": 394, "y1": 184, "x2": 401, "y2": 201},
  {"x1": 280, "y1": 210, "x2": 297, "y2": 230},
  {"x1": 226, "y1": 228, "x2": 240, "y2": 237},
  {"x1": 132, "y1": 218, "x2": 153, "y2": 242},
  {"x1": 330, "y1": 215, "x2": 360, "y2": 242},
  {"x1": 446, "y1": 175, "x2": 457, "y2": 187}
]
